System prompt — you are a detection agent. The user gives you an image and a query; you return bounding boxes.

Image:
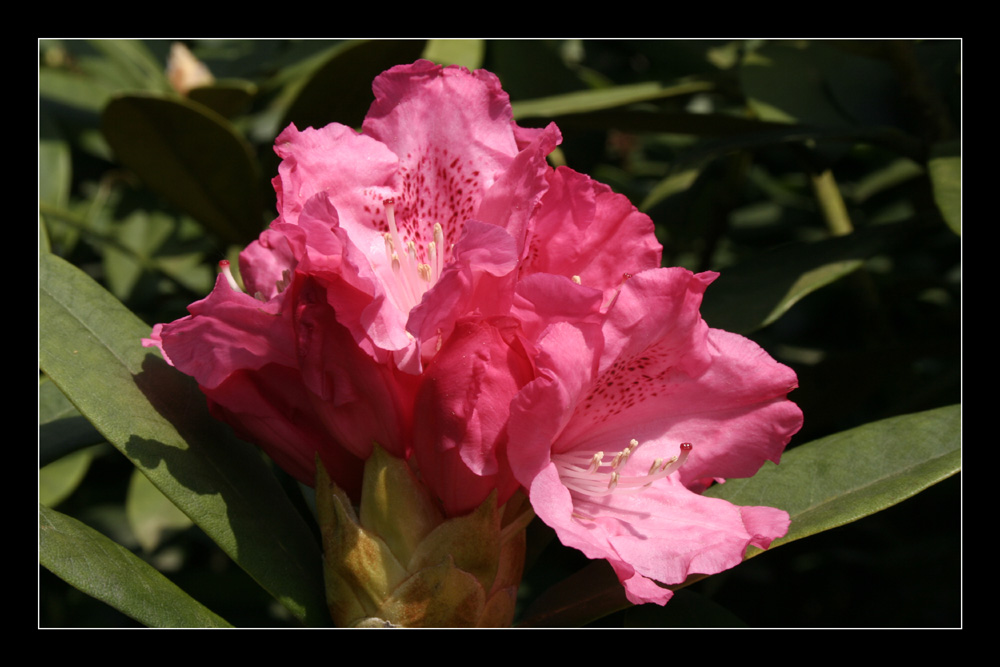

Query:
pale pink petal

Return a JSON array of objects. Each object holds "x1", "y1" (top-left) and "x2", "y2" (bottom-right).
[{"x1": 508, "y1": 266, "x2": 801, "y2": 605}]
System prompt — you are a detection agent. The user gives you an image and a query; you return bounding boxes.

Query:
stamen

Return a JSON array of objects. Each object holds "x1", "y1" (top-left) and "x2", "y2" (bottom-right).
[
  {"x1": 553, "y1": 440, "x2": 693, "y2": 498},
  {"x1": 433, "y1": 223, "x2": 444, "y2": 280},
  {"x1": 379, "y1": 198, "x2": 445, "y2": 313},
  {"x1": 219, "y1": 260, "x2": 241, "y2": 292}
]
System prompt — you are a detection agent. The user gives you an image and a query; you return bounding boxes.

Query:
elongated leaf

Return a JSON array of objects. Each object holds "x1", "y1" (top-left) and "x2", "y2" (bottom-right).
[
  {"x1": 127, "y1": 468, "x2": 194, "y2": 553},
  {"x1": 89, "y1": 39, "x2": 172, "y2": 93},
  {"x1": 38, "y1": 251, "x2": 328, "y2": 626},
  {"x1": 512, "y1": 80, "x2": 714, "y2": 120},
  {"x1": 700, "y1": 221, "x2": 911, "y2": 334},
  {"x1": 40, "y1": 447, "x2": 97, "y2": 508},
  {"x1": 741, "y1": 43, "x2": 853, "y2": 127},
  {"x1": 280, "y1": 40, "x2": 427, "y2": 133},
  {"x1": 40, "y1": 376, "x2": 104, "y2": 466},
  {"x1": 40, "y1": 504, "x2": 231, "y2": 628},
  {"x1": 929, "y1": 141, "x2": 960, "y2": 235},
  {"x1": 706, "y1": 404, "x2": 961, "y2": 553},
  {"x1": 102, "y1": 93, "x2": 262, "y2": 244},
  {"x1": 423, "y1": 39, "x2": 485, "y2": 69},
  {"x1": 521, "y1": 405, "x2": 959, "y2": 626}
]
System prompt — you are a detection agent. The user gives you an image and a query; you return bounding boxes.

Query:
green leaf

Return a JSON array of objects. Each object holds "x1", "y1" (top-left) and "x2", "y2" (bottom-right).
[
  {"x1": 187, "y1": 80, "x2": 257, "y2": 119},
  {"x1": 740, "y1": 42, "x2": 853, "y2": 127},
  {"x1": 38, "y1": 251, "x2": 328, "y2": 626},
  {"x1": 700, "y1": 222, "x2": 910, "y2": 334},
  {"x1": 88, "y1": 39, "x2": 171, "y2": 93},
  {"x1": 39, "y1": 113, "x2": 71, "y2": 209},
  {"x1": 127, "y1": 468, "x2": 195, "y2": 553},
  {"x1": 423, "y1": 39, "x2": 485, "y2": 69},
  {"x1": 280, "y1": 40, "x2": 427, "y2": 134},
  {"x1": 39, "y1": 376, "x2": 104, "y2": 466},
  {"x1": 512, "y1": 80, "x2": 714, "y2": 120},
  {"x1": 929, "y1": 141, "x2": 960, "y2": 234},
  {"x1": 40, "y1": 504, "x2": 232, "y2": 628},
  {"x1": 102, "y1": 93, "x2": 263, "y2": 245},
  {"x1": 705, "y1": 404, "x2": 961, "y2": 554},
  {"x1": 39, "y1": 447, "x2": 97, "y2": 508},
  {"x1": 517, "y1": 560, "x2": 628, "y2": 628}
]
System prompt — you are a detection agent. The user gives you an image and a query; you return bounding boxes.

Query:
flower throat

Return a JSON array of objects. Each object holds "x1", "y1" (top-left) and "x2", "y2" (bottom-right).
[{"x1": 381, "y1": 198, "x2": 447, "y2": 314}]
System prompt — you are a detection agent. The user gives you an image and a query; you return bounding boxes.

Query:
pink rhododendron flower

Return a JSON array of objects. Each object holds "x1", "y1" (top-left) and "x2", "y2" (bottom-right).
[
  {"x1": 142, "y1": 60, "x2": 569, "y2": 504},
  {"x1": 144, "y1": 59, "x2": 803, "y2": 609},
  {"x1": 508, "y1": 268, "x2": 803, "y2": 606}
]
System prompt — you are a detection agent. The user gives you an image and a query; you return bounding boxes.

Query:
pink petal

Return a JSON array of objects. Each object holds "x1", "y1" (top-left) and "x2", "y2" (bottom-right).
[
  {"x1": 412, "y1": 317, "x2": 532, "y2": 516},
  {"x1": 521, "y1": 166, "x2": 662, "y2": 299}
]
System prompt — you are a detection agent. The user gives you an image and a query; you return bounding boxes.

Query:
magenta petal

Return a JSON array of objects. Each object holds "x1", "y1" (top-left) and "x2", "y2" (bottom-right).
[
  {"x1": 364, "y1": 60, "x2": 520, "y2": 183},
  {"x1": 413, "y1": 317, "x2": 531, "y2": 516},
  {"x1": 154, "y1": 274, "x2": 296, "y2": 390},
  {"x1": 522, "y1": 166, "x2": 661, "y2": 298}
]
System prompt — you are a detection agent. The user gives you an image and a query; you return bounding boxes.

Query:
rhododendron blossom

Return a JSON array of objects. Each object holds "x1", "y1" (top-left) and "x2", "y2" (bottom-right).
[
  {"x1": 508, "y1": 268, "x2": 803, "y2": 605},
  {"x1": 143, "y1": 59, "x2": 803, "y2": 610}
]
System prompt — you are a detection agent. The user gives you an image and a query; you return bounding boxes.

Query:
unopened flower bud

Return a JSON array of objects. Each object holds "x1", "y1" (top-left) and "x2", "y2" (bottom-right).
[{"x1": 316, "y1": 446, "x2": 530, "y2": 627}]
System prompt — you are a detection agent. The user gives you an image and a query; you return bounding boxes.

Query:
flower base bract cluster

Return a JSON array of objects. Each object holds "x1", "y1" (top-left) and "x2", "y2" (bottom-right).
[{"x1": 144, "y1": 60, "x2": 803, "y2": 619}]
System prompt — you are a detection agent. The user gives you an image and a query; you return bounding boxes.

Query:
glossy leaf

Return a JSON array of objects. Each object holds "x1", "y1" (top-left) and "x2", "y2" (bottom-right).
[
  {"x1": 126, "y1": 468, "x2": 194, "y2": 553},
  {"x1": 40, "y1": 504, "x2": 231, "y2": 628},
  {"x1": 188, "y1": 80, "x2": 257, "y2": 119},
  {"x1": 520, "y1": 404, "x2": 959, "y2": 627},
  {"x1": 706, "y1": 404, "x2": 961, "y2": 554},
  {"x1": 280, "y1": 40, "x2": 427, "y2": 134},
  {"x1": 929, "y1": 141, "x2": 961, "y2": 234},
  {"x1": 39, "y1": 113, "x2": 71, "y2": 209},
  {"x1": 39, "y1": 376, "x2": 103, "y2": 466},
  {"x1": 102, "y1": 93, "x2": 263, "y2": 244},
  {"x1": 740, "y1": 42, "x2": 853, "y2": 127},
  {"x1": 38, "y1": 251, "x2": 328, "y2": 626},
  {"x1": 39, "y1": 447, "x2": 97, "y2": 508},
  {"x1": 700, "y1": 222, "x2": 911, "y2": 334},
  {"x1": 512, "y1": 80, "x2": 713, "y2": 120},
  {"x1": 89, "y1": 39, "x2": 172, "y2": 93},
  {"x1": 424, "y1": 39, "x2": 485, "y2": 69}
]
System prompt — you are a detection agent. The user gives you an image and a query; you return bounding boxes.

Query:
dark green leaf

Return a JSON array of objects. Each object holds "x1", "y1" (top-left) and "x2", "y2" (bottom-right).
[
  {"x1": 38, "y1": 251, "x2": 328, "y2": 626},
  {"x1": 517, "y1": 560, "x2": 627, "y2": 628},
  {"x1": 39, "y1": 376, "x2": 104, "y2": 466},
  {"x1": 88, "y1": 39, "x2": 171, "y2": 93},
  {"x1": 740, "y1": 42, "x2": 853, "y2": 127},
  {"x1": 700, "y1": 222, "x2": 911, "y2": 334},
  {"x1": 280, "y1": 40, "x2": 427, "y2": 133},
  {"x1": 929, "y1": 141, "x2": 960, "y2": 234},
  {"x1": 39, "y1": 113, "x2": 71, "y2": 209},
  {"x1": 102, "y1": 93, "x2": 263, "y2": 244},
  {"x1": 706, "y1": 404, "x2": 961, "y2": 554},
  {"x1": 188, "y1": 80, "x2": 257, "y2": 119},
  {"x1": 126, "y1": 468, "x2": 194, "y2": 553},
  {"x1": 40, "y1": 447, "x2": 97, "y2": 508},
  {"x1": 512, "y1": 81, "x2": 714, "y2": 120},
  {"x1": 40, "y1": 504, "x2": 231, "y2": 628}
]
